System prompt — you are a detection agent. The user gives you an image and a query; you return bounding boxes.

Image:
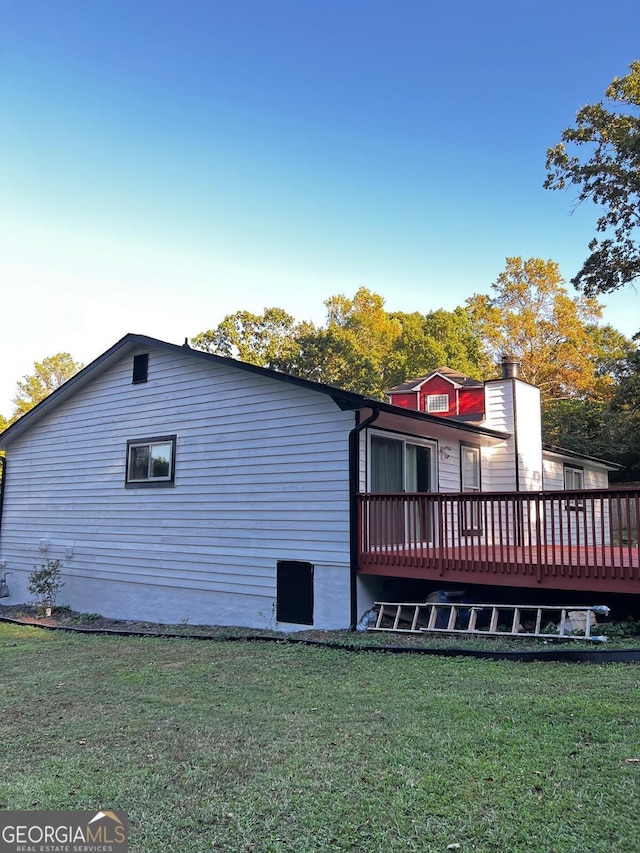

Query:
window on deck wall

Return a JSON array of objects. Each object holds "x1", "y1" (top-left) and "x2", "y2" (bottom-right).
[
  {"x1": 370, "y1": 434, "x2": 433, "y2": 493},
  {"x1": 564, "y1": 465, "x2": 584, "y2": 490},
  {"x1": 369, "y1": 432, "x2": 436, "y2": 545},
  {"x1": 460, "y1": 444, "x2": 482, "y2": 534},
  {"x1": 564, "y1": 464, "x2": 584, "y2": 510}
]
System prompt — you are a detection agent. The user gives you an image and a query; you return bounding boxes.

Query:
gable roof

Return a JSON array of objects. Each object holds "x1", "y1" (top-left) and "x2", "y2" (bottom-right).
[
  {"x1": 387, "y1": 366, "x2": 484, "y2": 394},
  {"x1": 0, "y1": 335, "x2": 511, "y2": 449}
]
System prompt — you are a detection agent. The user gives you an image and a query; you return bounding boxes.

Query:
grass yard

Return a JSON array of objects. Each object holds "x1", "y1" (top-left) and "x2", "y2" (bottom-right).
[{"x1": 1, "y1": 623, "x2": 639, "y2": 853}]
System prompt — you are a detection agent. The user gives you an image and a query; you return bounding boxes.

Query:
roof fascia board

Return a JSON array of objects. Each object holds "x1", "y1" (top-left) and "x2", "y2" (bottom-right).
[{"x1": 389, "y1": 372, "x2": 461, "y2": 393}]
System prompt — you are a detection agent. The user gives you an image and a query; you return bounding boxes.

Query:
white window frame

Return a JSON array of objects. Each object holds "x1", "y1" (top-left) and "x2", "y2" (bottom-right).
[
  {"x1": 461, "y1": 444, "x2": 481, "y2": 493},
  {"x1": 126, "y1": 435, "x2": 176, "y2": 487},
  {"x1": 426, "y1": 393, "x2": 449, "y2": 413},
  {"x1": 564, "y1": 464, "x2": 584, "y2": 510},
  {"x1": 460, "y1": 443, "x2": 482, "y2": 535},
  {"x1": 564, "y1": 465, "x2": 584, "y2": 490}
]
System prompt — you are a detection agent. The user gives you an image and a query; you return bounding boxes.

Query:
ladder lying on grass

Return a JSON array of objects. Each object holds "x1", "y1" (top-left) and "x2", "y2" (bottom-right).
[{"x1": 369, "y1": 602, "x2": 610, "y2": 642}]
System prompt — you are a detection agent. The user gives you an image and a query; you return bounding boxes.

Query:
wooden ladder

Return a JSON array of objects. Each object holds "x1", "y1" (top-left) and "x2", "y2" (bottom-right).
[{"x1": 370, "y1": 602, "x2": 610, "y2": 642}]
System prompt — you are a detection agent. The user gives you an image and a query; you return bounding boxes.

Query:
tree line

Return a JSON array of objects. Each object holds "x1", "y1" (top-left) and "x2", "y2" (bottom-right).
[{"x1": 2, "y1": 257, "x2": 639, "y2": 480}]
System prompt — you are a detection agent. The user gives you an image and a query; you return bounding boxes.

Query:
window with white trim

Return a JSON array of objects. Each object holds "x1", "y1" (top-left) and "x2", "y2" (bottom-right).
[
  {"x1": 461, "y1": 445, "x2": 481, "y2": 492},
  {"x1": 461, "y1": 443, "x2": 482, "y2": 534},
  {"x1": 126, "y1": 436, "x2": 176, "y2": 486},
  {"x1": 426, "y1": 393, "x2": 449, "y2": 413},
  {"x1": 564, "y1": 464, "x2": 584, "y2": 509},
  {"x1": 564, "y1": 465, "x2": 584, "y2": 490}
]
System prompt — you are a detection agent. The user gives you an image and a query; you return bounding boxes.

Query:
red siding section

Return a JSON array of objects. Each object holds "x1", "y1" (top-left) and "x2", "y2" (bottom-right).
[
  {"x1": 458, "y1": 386, "x2": 485, "y2": 417},
  {"x1": 388, "y1": 391, "x2": 419, "y2": 410},
  {"x1": 420, "y1": 377, "x2": 455, "y2": 415},
  {"x1": 390, "y1": 376, "x2": 485, "y2": 418}
]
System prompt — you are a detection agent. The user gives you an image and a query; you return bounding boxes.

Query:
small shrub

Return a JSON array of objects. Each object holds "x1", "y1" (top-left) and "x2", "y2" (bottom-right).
[
  {"x1": 72, "y1": 612, "x2": 102, "y2": 625},
  {"x1": 28, "y1": 559, "x2": 65, "y2": 614},
  {"x1": 598, "y1": 620, "x2": 640, "y2": 638}
]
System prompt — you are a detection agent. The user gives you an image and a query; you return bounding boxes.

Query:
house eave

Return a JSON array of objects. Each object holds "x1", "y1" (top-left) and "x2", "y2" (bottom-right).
[
  {"x1": 543, "y1": 443, "x2": 623, "y2": 472},
  {"x1": 360, "y1": 401, "x2": 510, "y2": 440}
]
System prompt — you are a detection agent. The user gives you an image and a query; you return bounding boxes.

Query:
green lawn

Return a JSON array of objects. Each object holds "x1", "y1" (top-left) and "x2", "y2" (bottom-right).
[{"x1": 1, "y1": 623, "x2": 639, "y2": 853}]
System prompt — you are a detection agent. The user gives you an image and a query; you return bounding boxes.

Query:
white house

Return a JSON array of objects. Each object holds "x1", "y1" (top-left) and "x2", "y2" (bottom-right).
[{"x1": 0, "y1": 335, "x2": 624, "y2": 630}]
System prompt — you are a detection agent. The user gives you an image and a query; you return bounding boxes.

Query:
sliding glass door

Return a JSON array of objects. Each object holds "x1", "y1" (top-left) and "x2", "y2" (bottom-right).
[{"x1": 370, "y1": 433, "x2": 435, "y2": 545}]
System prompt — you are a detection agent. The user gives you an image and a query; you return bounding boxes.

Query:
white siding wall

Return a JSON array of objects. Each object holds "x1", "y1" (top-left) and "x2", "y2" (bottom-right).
[
  {"x1": 437, "y1": 445, "x2": 458, "y2": 491},
  {"x1": 543, "y1": 456, "x2": 564, "y2": 490},
  {"x1": 483, "y1": 379, "x2": 544, "y2": 492},
  {"x1": 0, "y1": 348, "x2": 355, "y2": 629},
  {"x1": 358, "y1": 428, "x2": 367, "y2": 492},
  {"x1": 585, "y1": 467, "x2": 609, "y2": 489},
  {"x1": 483, "y1": 380, "x2": 517, "y2": 491},
  {"x1": 543, "y1": 455, "x2": 610, "y2": 490},
  {"x1": 541, "y1": 454, "x2": 612, "y2": 547},
  {"x1": 514, "y1": 381, "x2": 543, "y2": 491}
]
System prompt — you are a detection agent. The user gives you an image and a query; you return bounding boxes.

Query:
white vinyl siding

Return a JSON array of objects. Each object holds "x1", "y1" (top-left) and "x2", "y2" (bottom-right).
[
  {"x1": 483, "y1": 380, "x2": 517, "y2": 490},
  {"x1": 483, "y1": 379, "x2": 543, "y2": 492},
  {"x1": 543, "y1": 454, "x2": 609, "y2": 491},
  {"x1": 513, "y1": 381, "x2": 543, "y2": 490},
  {"x1": 0, "y1": 348, "x2": 354, "y2": 629}
]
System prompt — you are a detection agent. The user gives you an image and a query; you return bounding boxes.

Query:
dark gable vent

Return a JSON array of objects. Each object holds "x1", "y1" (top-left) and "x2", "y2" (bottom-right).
[{"x1": 132, "y1": 353, "x2": 149, "y2": 384}]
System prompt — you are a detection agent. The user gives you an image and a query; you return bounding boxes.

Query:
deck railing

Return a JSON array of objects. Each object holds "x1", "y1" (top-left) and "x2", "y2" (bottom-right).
[{"x1": 358, "y1": 487, "x2": 640, "y2": 592}]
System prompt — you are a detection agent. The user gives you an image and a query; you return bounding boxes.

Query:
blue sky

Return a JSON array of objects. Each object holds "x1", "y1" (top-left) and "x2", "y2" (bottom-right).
[{"x1": 1, "y1": 0, "x2": 639, "y2": 414}]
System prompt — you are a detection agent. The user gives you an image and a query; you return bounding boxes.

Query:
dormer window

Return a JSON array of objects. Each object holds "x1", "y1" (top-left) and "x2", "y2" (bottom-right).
[
  {"x1": 132, "y1": 353, "x2": 149, "y2": 384},
  {"x1": 426, "y1": 394, "x2": 449, "y2": 413}
]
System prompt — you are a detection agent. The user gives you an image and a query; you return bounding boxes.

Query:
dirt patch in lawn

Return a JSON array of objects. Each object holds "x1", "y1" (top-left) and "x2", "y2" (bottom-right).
[{"x1": 0, "y1": 602, "x2": 357, "y2": 642}]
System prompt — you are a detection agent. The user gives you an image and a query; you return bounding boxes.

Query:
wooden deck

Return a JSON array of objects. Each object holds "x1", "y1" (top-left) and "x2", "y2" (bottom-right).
[{"x1": 358, "y1": 487, "x2": 640, "y2": 595}]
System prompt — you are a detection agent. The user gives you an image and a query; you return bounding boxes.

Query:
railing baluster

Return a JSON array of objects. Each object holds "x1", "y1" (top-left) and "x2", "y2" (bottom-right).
[
  {"x1": 624, "y1": 494, "x2": 633, "y2": 579},
  {"x1": 356, "y1": 487, "x2": 639, "y2": 593}
]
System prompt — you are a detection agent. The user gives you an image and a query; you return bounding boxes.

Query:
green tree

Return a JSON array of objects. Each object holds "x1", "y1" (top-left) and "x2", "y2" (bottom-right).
[
  {"x1": 608, "y1": 350, "x2": 640, "y2": 481},
  {"x1": 466, "y1": 257, "x2": 618, "y2": 400},
  {"x1": 190, "y1": 307, "x2": 305, "y2": 372},
  {"x1": 292, "y1": 287, "x2": 403, "y2": 397},
  {"x1": 192, "y1": 288, "x2": 490, "y2": 399},
  {"x1": 12, "y1": 353, "x2": 83, "y2": 420},
  {"x1": 542, "y1": 399, "x2": 613, "y2": 460},
  {"x1": 387, "y1": 307, "x2": 492, "y2": 387},
  {"x1": 586, "y1": 322, "x2": 637, "y2": 398},
  {"x1": 544, "y1": 61, "x2": 640, "y2": 296}
]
